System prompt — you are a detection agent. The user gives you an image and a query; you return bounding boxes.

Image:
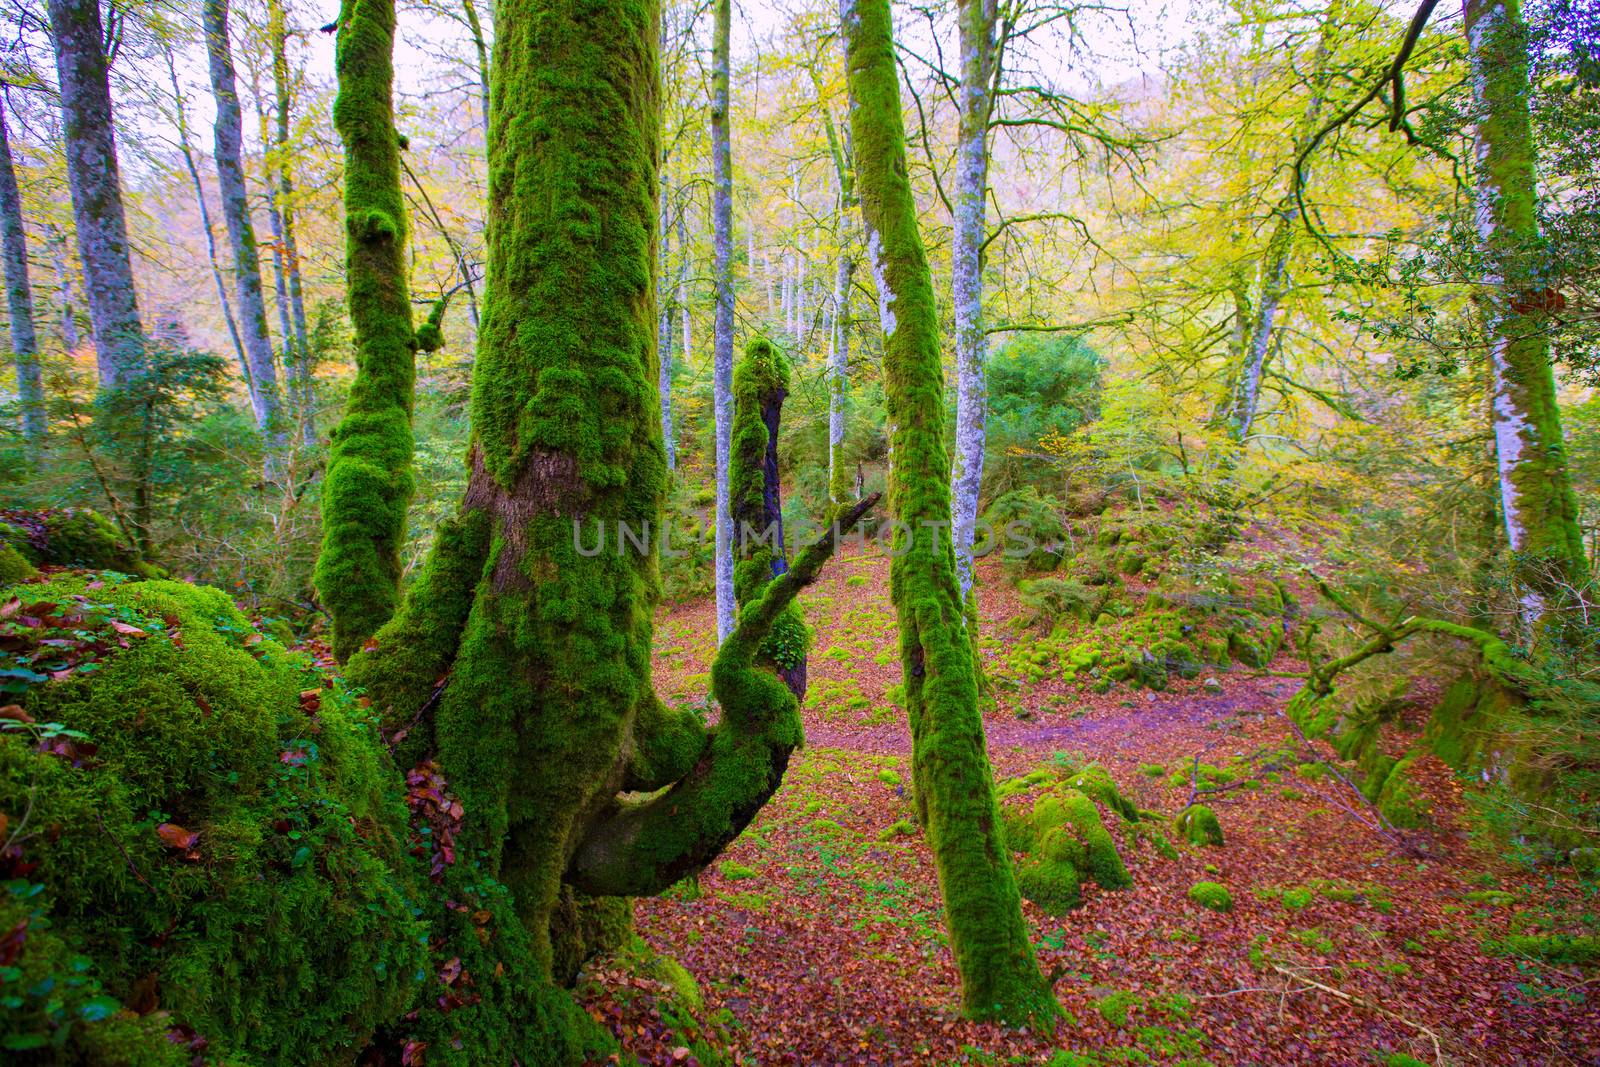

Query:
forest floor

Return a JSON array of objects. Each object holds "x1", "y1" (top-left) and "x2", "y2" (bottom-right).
[{"x1": 574, "y1": 549, "x2": 1600, "y2": 1067}]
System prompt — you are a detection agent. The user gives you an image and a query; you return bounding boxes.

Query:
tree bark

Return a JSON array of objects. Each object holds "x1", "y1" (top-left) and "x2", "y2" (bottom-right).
[
  {"x1": 318, "y1": 0, "x2": 435, "y2": 660},
  {"x1": 163, "y1": 51, "x2": 251, "y2": 389},
  {"x1": 841, "y1": 0, "x2": 1058, "y2": 1027},
  {"x1": 266, "y1": 0, "x2": 317, "y2": 446},
  {"x1": 46, "y1": 224, "x2": 78, "y2": 355},
  {"x1": 658, "y1": 157, "x2": 676, "y2": 469},
  {"x1": 1465, "y1": 0, "x2": 1589, "y2": 617},
  {"x1": 462, "y1": 0, "x2": 492, "y2": 137},
  {"x1": 820, "y1": 93, "x2": 856, "y2": 505},
  {"x1": 950, "y1": 0, "x2": 996, "y2": 603},
  {"x1": 202, "y1": 0, "x2": 285, "y2": 442},
  {"x1": 46, "y1": 0, "x2": 145, "y2": 388},
  {"x1": 711, "y1": 0, "x2": 736, "y2": 644},
  {"x1": 0, "y1": 107, "x2": 46, "y2": 449}
]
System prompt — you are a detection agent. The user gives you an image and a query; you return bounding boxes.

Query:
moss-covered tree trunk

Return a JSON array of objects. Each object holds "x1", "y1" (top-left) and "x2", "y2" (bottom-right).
[
  {"x1": 817, "y1": 84, "x2": 856, "y2": 506},
  {"x1": 201, "y1": 0, "x2": 285, "y2": 443},
  {"x1": 46, "y1": 0, "x2": 145, "y2": 389},
  {"x1": 0, "y1": 106, "x2": 46, "y2": 450},
  {"x1": 1464, "y1": 0, "x2": 1589, "y2": 619},
  {"x1": 841, "y1": 0, "x2": 1058, "y2": 1027},
  {"x1": 316, "y1": 0, "x2": 435, "y2": 660},
  {"x1": 339, "y1": 0, "x2": 874, "y2": 1056},
  {"x1": 730, "y1": 337, "x2": 807, "y2": 698},
  {"x1": 711, "y1": 0, "x2": 737, "y2": 645}
]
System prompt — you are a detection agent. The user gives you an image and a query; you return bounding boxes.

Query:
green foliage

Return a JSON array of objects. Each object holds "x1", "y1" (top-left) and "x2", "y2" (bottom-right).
[
  {"x1": 1187, "y1": 882, "x2": 1233, "y2": 912},
  {"x1": 982, "y1": 487, "x2": 1066, "y2": 577},
  {"x1": 982, "y1": 334, "x2": 1103, "y2": 499}
]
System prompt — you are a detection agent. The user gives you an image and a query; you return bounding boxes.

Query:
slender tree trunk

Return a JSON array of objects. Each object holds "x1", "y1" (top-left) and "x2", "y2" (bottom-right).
[
  {"x1": 0, "y1": 109, "x2": 45, "y2": 449},
  {"x1": 820, "y1": 95, "x2": 856, "y2": 505},
  {"x1": 1219, "y1": 31, "x2": 1332, "y2": 442},
  {"x1": 46, "y1": 224, "x2": 79, "y2": 355},
  {"x1": 46, "y1": 0, "x2": 145, "y2": 388},
  {"x1": 316, "y1": 0, "x2": 423, "y2": 660},
  {"x1": 164, "y1": 52, "x2": 251, "y2": 388},
  {"x1": 842, "y1": 0, "x2": 1057, "y2": 1026},
  {"x1": 202, "y1": 0, "x2": 285, "y2": 442},
  {"x1": 267, "y1": 0, "x2": 317, "y2": 446},
  {"x1": 950, "y1": 0, "x2": 995, "y2": 603},
  {"x1": 658, "y1": 159, "x2": 676, "y2": 469},
  {"x1": 677, "y1": 196, "x2": 691, "y2": 365},
  {"x1": 1465, "y1": 0, "x2": 1589, "y2": 617},
  {"x1": 711, "y1": 0, "x2": 736, "y2": 644},
  {"x1": 463, "y1": 0, "x2": 492, "y2": 138}
]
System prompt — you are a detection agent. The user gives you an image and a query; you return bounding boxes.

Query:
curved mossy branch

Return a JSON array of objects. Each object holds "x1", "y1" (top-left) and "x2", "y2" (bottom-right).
[
  {"x1": 841, "y1": 0, "x2": 1059, "y2": 1028},
  {"x1": 317, "y1": 0, "x2": 424, "y2": 662},
  {"x1": 1297, "y1": 575, "x2": 1541, "y2": 700},
  {"x1": 566, "y1": 494, "x2": 879, "y2": 898},
  {"x1": 730, "y1": 337, "x2": 807, "y2": 697}
]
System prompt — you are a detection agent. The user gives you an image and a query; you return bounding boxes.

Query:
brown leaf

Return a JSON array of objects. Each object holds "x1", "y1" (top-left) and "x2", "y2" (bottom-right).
[
  {"x1": 109, "y1": 621, "x2": 147, "y2": 637},
  {"x1": 156, "y1": 823, "x2": 200, "y2": 850},
  {"x1": 0, "y1": 705, "x2": 34, "y2": 724}
]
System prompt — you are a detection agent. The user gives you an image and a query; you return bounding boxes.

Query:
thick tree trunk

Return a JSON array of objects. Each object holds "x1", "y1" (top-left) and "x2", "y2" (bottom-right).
[
  {"x1": 841, "y1": 0, "x2": 1058, "y2": 1027},
  {"x1": 711, "y1": 0, "x2": 736, "y2": 644},
  {"x1": 46, "y1": 0, "x2": 145, "y2": 388},
  {"x1": 339, "y1": 8, "x2": 875, "y2": 1052},
  {"x1": 950, "y1": 0, "x2": 995, "y2": 603},
  {"x1": 316, "y1": 0, "x2": 425, "y2": 661},
  {"x1": 0, "y1": 109, "x2": 46, "y2": 449},
  {"x1": 1465, "y1": 0, "x2": 1589, "y2": 616},
  {"x1": 202, "y1": 0, "x2": 285, "y2": 441}
]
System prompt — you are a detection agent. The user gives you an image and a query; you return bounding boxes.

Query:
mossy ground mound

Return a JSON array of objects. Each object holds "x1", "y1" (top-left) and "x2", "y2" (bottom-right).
[
  {"x1": 0, "y1": 508, "x2": 152, "y2": 579},
  {"x1": 997, "y1": 760, "x2": 1175, "y2": 914},
  {"x1": 0, "y1": 574, "x2": 626, "y2": 1064},
  {"x1": 0, "y1": 576, "x2": 426, "y2": 1060}
]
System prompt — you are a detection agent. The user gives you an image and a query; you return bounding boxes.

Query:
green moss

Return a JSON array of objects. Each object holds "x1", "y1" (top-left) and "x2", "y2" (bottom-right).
[
  {"x1": 879, "y1": 818, "x2": 919, "y2": 840},
  {"x1": 1096, "y1": 990, "x2": 1142, "y2": 1028},
  {"x1": 1175, "y1": 804, "x2": 1224, "y2": 847},
  {"x1": 844, "y1": 0, "x2": 1055, "y2": 1026},
  {"x1": 318, "y1": 0, "x2": 423, "y2": 661},
  {"x1": 0, "y1": 576, "x2": 427, "y2": 1062},
  {"x1": 1281, "y1": 887, "x2": 1314, "y2": 911},
  {"x1": 1187, "y1": 882, "x2": 1233, "y2": 912},
  {"x1": 0, "y1": 541, "x2": 37, "y2": 584},
  {"x1": 1486, "y1": 934, "x2": 1600, "y2": 965},
  {"x1": 719, "y1": 861, "x2": 758, "y2": 880}
]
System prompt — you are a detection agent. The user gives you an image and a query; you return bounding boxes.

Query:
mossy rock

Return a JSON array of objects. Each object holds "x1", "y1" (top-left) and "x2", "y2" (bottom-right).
[
  {"x1": 1001, "y1": 764, "x2": 1142, "y2": 914},
  {"x1": 1175, "y1": 804, "x2": 1224, "y2": 847},
  {"x1": 0, "y1": 575, "x2": 428, "y2": 1061},
  {"x1": 0, "y1": 508, "x2": 149, "y2": 574},
  {"x1": 1187, "y1": 881, "x2": 1233, "y2": 911}
]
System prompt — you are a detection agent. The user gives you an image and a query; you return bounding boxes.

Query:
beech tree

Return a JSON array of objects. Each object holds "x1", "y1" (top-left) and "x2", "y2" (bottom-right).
[
  {"x1": 202, "y1": 0, "x2": 285, "y2": 441},
  {"x1": 712, "y1": 0, "x2": 737, "y2": 643},
  {"x1": 334, "y1": 0, "x2": 873, "y2": 1054},
  {"x1": 1463, "y1": 0, "x2": 1589, "y2": 614},
  {"x1": 0, "y1": 103, "x2": 45, "y2": 449},
  {"x1": 46, "y1": 0, "x2": 145, "y2": 388},
  {"x1": 841, "y1": 0, "x2": 1058, "y2": 1026}
]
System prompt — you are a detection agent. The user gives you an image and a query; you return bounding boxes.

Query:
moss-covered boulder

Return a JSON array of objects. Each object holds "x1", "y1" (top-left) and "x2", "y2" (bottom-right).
[
  {"x1": 998, "y1": 761, "x2": 1166, "y2": 915},
  {"x1": 0, "y1": 576, "x2": 428, "y2": 1060},
  {"x1": 1175, "y1": 803, "x2": 1224, "y2": 847},
  {"x1": 0, "y1": 508, "x2": 148, "y2": 575},
  {"x1": 1187, "y1": 881, "x2": 1232, "y2": 911}
]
